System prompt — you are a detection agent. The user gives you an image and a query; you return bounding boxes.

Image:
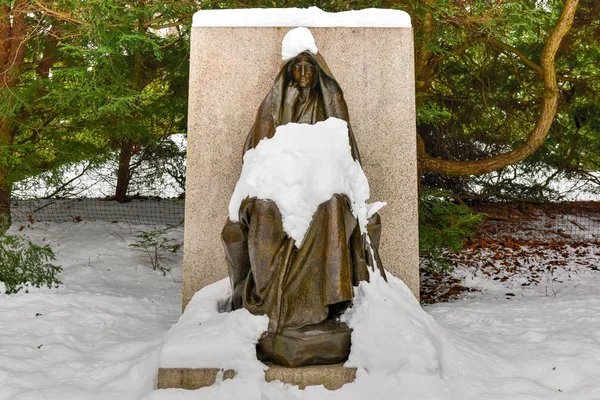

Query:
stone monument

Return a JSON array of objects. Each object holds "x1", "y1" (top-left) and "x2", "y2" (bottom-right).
[
  {"x1": 183, "y1": 8, "x2": 418, "y2": 309},
  {"x1": 159, "y1": 7, "x2": 417, "y2": 390}
]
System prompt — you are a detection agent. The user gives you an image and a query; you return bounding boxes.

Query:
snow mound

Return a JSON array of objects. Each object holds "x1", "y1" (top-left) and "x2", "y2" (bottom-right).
[
  {"x1": 282, "y1": 27, "x2": 318, "y2": 61},
  {"x1": 159, "y1": 270, "x2": 448, "y2": 379},
  {"x1": 228, "y1": 118, "x2": 376, "y2": 247},
  {"x1": 343, "y1": 271, "x2": 444, "y2": 375},
  {"x1": 158, "y1": 279, "x2": 268, "y2": 376},
  {"x1": 149, "y1": 271, "x2": 452, "y2": 399}
]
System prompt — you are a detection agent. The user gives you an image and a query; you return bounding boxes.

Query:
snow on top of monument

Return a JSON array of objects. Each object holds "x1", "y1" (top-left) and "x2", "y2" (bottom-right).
[
  {"x1": 192, "y1": 7, "x2": 411, "y2": 28},
  {"x1": 228, "y1": 117, "x2": 383, "y2": 248},
  {"x1": 281, "y1": 27, "x2": 317, "y2": 61}
]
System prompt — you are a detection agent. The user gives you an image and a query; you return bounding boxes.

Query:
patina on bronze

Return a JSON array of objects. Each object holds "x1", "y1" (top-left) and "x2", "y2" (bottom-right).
[{"x1": 222, "y1": 51, "x2": 385, "y2": 368}]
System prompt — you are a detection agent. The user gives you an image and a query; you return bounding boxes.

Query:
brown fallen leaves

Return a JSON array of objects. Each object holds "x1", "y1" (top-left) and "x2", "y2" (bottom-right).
[{"x1": 421, "y1": 237, "x2": 600, "y2": 305}]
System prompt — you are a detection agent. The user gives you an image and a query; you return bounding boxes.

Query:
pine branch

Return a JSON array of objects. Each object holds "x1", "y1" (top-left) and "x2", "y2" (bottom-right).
[
  {"x1": 487, "y1": 37, "x2": 543, "y2": 75},
  {"x1": 142, "y1": 13, "x2": 194, "y2": 29}
]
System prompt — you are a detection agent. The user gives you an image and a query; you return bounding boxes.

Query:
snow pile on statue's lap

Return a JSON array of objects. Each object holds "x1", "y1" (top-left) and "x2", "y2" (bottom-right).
[{"x1": 229, "y1": 117, "x2": 381, "y2": 247}]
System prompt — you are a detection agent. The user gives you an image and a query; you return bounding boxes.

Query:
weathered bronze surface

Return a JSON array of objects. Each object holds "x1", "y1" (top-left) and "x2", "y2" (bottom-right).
[
  {"x1": 222, "y1": 51, "x2": 385, "y2": 368},
  {"x1": 257, "y1": 320, "x2": 352, "y2": 367}
]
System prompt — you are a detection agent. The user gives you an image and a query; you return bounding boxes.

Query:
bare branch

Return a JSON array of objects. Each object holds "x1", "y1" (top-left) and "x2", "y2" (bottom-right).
[
  {"x1": 46, "y1": 161, "x2": 95, "y2": 198},
  {"x1": 142, "y1": 13, "x2": 194, "y2": 29},
  {"x1": 32, "y1": 0, "x2": 88, "y2": 26}
]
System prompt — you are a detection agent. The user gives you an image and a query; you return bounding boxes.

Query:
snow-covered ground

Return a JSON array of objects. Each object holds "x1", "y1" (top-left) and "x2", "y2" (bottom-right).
[
  {"x1": 0, "y1": 221, "x2": 183, "y2": 399},
  {"x1": 2, "y1": 215, "x2": 600, "y2": 399}
]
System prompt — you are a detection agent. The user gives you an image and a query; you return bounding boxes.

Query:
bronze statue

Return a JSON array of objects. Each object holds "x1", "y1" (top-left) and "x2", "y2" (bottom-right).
[{"x1": 222, "y1": 50, "x2": 385, "y2": 368}]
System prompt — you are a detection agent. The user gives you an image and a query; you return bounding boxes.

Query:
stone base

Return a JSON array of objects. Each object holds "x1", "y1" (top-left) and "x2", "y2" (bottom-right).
[
  {"x1": 157, "y1": 368, "x2": 236, "y2": 390},
  {"x1": 257, "y1": 321, "x2": 352, "y2": 368},
  {"x1": 157, "y1": 363, "x2": 356, "y2": 391}
]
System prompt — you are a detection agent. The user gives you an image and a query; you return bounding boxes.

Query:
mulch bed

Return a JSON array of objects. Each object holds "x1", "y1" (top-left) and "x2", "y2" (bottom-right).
[{"x1": 420, "y1": 202, "x2": 600, "y2": 305}]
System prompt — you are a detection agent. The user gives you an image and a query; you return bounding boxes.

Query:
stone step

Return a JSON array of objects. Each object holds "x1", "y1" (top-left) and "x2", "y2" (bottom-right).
[{"x1": 157, "y1": 363, "x2": 357, "y2": 391}]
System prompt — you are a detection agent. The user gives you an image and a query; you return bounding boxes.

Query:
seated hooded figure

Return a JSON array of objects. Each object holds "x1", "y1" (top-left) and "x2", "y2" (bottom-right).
[
  {"x1": 222, "y1": 47, "x2": 385, "y2": 368},
  {"x1": 243, "y1": 50, "x2": 360, "y2": 161}
]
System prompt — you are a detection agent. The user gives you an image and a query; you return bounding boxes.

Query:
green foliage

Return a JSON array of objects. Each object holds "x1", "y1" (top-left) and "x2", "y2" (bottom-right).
[
  {"x1": 1, "y1": 0, "x2": 597, "y2": 206},
  {"x1": 129, "y1": 227, "x2": 182, "y2": 274},
  {"x1": 409, "y1": 0, "x2": 600, "y2": 200},
  {"x1": 0, "y1": 1, "x2": 191, "y2": 202},
  {"x1": 0, "y1": 236, "x2": 62, "y2": 295},
  {"x1": 419, "y1": 191, "x2": 483, "y2": 273},
  {"x1": 0, "y1": 214, "x2": 9, "y2": 237}
]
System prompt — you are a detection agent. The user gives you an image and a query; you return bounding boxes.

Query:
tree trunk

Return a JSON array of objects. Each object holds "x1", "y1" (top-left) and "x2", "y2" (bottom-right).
[
  {"x1": 417, "y1": 0, "x2": 579, "y2": 176},
  {"x1": 115, "y1": 140, "x2": 133, "y2": 203},
  {"x1": 0, "y1": 173, "x2": 10, "y2": 234},
  {"x1": 114, "y1": 14, "x2": 145, "y2": 203},
  {"x1": 0, "y1": 1, "x2": 27, "y2": 234},
  {"x1": 0, "y1": 118, "x2": 11, "y2": 233},
  {"x1": 0, "y1": 4, "x2": 11, "y2": 233}
]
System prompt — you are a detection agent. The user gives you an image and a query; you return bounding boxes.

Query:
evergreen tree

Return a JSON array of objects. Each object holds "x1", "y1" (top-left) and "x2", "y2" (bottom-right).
[{"x1": 0, "y1": 1, "x2": 192, "y2": 234}]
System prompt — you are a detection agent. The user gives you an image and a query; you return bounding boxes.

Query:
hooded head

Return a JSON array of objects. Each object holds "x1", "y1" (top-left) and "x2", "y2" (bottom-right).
[
  {"x1": 244, "y1": 48, "x2": 361, "y2": 162},
  {"x1": 286, "y1": 52, "x2": 320, "y2": 90}
]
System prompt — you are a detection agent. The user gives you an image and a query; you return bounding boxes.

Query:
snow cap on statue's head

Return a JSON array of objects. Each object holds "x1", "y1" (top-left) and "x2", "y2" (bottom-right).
[{"x1": 281, "y1": 27, "x2": 318, "y2": 61}]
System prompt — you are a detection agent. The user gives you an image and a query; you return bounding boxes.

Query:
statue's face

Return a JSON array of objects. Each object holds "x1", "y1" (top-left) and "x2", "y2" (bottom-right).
[{"x1": 292, "y1": 57, "x2": 314, "y2": 88}]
